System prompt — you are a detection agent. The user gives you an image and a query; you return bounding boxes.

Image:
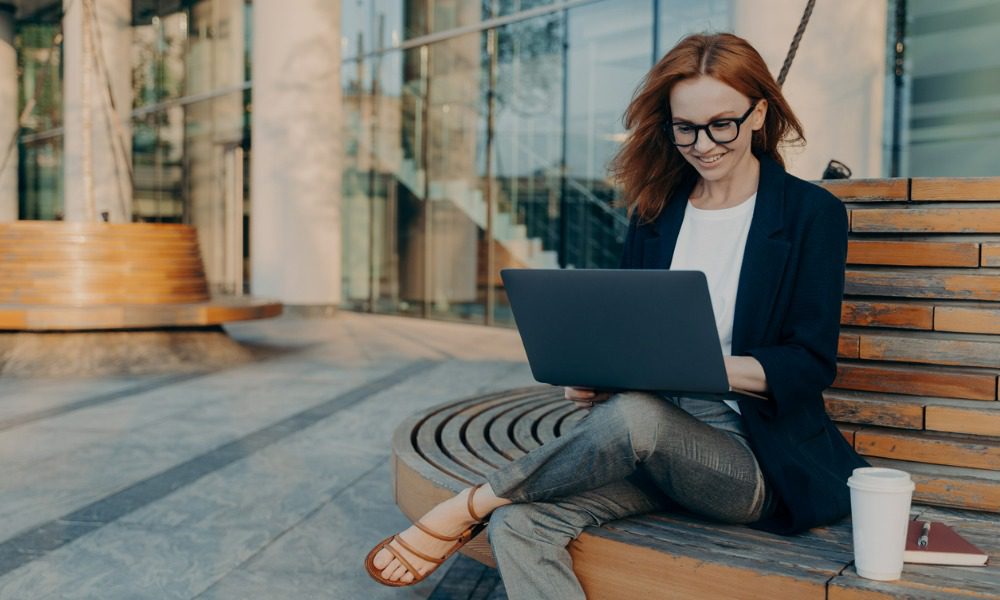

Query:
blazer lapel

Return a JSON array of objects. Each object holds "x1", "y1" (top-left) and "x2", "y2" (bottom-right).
[
  {"x1": 731, "y1": 156, "x2": 791, "y2": 354},
  {"x1": 642, "y1": 177, "x2": 695, "y2": 269}
]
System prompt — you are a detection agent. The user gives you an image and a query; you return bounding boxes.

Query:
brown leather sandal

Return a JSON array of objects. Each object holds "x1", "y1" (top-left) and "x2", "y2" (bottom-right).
[{"x1": 365, "y1": 483, "x2": 489, "y2": 587}]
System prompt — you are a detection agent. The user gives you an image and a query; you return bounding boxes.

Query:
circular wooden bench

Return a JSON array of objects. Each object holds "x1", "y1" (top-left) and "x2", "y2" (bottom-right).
[
  {"x1": 0, "y1": 221, "x2": 281, "y2": 375},
  {"x1": 393, "y1": 386, "x2": 999, "y2": 599}
]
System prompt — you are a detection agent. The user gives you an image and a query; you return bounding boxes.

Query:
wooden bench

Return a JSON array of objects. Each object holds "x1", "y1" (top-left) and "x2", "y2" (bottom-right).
[
  {"x1": 392, "y1": 177, "x2": 1000, "y2": 599},
  {"x1": 0, "y1": 222, "x2": 281, "y2": 330},
  {"x1": 0, "y1": 221, "x2": 281, "y2": 375}
]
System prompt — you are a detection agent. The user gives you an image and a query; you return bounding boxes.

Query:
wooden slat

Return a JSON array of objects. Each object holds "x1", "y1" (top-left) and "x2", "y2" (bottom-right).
[
  {"x1": 0, "y1": 222, "x2": 212, "y2": 307},
  {"x1": 867, "y1": 458, "x2": 1000, "y2": 513},
  {"x1": 821, "y1": 179, "x2": 908, "y2": 202},
  {"x1": 910, "y1": 177, "x2": 1000, "y2": 201},
  {"x1": 854, "y1": 428, "x2": 1000, "y2": 470},
  {"x1": 837, "y1": 334, "x2": 860, "y2": 358},
  {"x1": 837, "y1": 424, "x2": 861, "y2": 447},
  {"x1": 576, "y1": 519, "x2": 842, "y2": 600},
  {"x1": 841, "y1": 300, "x2": 933, "y2": 330},
  {"x1": 846, "y1": 269, "x2": 1000, "y2": 301},
  {"x1": 982, "y1": 243, "x2": 1000, "y2": 267},
  {"x1": 824, "y1": 391, "x2": 924, "y2": 429},
  {"x1": 850, "y1": 207, "x2": 1000, "y2": 233},
  {"x1": 847, "y1": 240, "x2": 980, "y2": 267},
  {"x1": 925, "y1": 404, "x2": 1000, "y2": 437},
  {"x1": 934, "y1": 305, "x2": 1000, "y2": 334},
  {"x1": 857, "y1": 332, "x2": 1000, "y2": 369},
  {"x1": 834, "y1": 363, "x2": 997, "y2": 401}
]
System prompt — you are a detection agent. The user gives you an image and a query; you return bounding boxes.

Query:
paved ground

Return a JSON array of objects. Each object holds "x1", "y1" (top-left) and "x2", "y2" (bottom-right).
[{"x1": 0, "y1": 313, "x2": 531, "y2": 599}]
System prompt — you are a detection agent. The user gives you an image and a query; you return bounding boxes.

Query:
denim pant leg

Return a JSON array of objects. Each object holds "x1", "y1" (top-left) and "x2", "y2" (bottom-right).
[
  {"x1": 483, "y1": 392, "x2": 772, "y2": 600},
  {"x1": 486, "y1": 391, "x2": 769, "y2": 523},
  {"x1": 488, "y1": 477, "x2": 670, "y2": 600}
]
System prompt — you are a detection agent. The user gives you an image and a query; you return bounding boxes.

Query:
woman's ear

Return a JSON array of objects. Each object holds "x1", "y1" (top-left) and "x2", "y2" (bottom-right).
[{"x1": 752, "y1": 98, "x2": 769, "y2": 131}]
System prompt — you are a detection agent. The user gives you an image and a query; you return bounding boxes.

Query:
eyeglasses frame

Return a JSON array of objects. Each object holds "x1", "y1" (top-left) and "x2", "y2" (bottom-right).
[{"x1": 665, "y1": 101, "x2": 760, "y2": 147}]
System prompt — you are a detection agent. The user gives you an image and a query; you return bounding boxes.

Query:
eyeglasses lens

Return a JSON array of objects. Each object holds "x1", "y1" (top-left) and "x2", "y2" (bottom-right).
[{"x1": 670, "y1": 121, "x2": 739, "y2": 146}]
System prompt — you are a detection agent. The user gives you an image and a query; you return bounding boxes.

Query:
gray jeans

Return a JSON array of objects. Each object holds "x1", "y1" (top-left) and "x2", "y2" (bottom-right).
[{"x1": 483, "y1": 392, "x2": 776, "y2": 600}]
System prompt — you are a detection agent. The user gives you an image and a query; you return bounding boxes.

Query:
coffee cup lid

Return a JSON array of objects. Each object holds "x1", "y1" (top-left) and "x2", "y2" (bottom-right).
[{"x1": 847, "y1": 467, "x2": 914, "y2": 492}]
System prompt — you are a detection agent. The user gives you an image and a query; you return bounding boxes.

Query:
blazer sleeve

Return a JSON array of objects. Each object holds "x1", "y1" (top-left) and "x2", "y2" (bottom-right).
[{"x1": 745, "y1": 193, "x2": 848, "y2": 419}]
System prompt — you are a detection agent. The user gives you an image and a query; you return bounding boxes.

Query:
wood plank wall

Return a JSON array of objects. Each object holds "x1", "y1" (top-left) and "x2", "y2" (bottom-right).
[{"x1": 821, "y1": 178, "x2": 1000, "y2": 512}]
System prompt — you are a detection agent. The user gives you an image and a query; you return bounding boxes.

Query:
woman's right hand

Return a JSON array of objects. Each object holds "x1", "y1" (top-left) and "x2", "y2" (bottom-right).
[{"x1": 564, "y1": 387, "x2": 612, "y2": 409}]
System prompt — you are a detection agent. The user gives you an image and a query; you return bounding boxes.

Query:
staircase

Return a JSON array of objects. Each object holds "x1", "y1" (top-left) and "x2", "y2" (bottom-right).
[{"x1": 397, "y1": 158, "x2": 560, "y2": 269}]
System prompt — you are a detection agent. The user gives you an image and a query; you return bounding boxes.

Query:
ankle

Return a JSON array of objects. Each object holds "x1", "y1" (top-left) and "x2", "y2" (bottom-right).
[{"x1": 463, "y1": 483, "x2": 510, "y2": 522}]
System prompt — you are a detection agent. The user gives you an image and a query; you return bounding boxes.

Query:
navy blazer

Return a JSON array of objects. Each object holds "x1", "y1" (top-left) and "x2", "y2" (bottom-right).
[{"x1": 620, "y1": 154, "x2": 869, "y2": 534}]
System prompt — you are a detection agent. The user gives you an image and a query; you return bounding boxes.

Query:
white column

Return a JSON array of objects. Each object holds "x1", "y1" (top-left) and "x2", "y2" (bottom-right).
[
  {"x1": 0, "y1": 2, "x2": 16, "y2": 221},
  {"x1": 251, "y1": 0, "x2": 342, "y2": 305},
  {"x1": 62, "y1": 0, "x2": 132, "y2": 222}
]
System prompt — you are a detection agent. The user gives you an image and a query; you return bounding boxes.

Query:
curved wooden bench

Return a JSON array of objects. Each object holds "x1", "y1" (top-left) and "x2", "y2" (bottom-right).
[
  {"x1": 0, "y1": 221, "x2": 281, "y2": 330},
  {"x1": 395, "y1": 177, "x2": 1000, "y2": 599}
]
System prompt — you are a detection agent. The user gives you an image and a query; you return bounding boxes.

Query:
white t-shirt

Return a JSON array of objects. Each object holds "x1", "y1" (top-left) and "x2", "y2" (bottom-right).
[{"x1": 669, "y1": 193, "x2": 757, "y2": 414}]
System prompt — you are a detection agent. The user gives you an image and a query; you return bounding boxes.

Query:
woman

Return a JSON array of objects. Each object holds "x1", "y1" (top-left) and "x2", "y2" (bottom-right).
[{"x1": 366, "y1": 32, "x2": 868, "y2": 597}]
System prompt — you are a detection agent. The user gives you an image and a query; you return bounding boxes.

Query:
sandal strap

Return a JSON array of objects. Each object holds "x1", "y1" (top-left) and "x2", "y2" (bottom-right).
[
  {"x1": 467, "y1": 483, "x2": 485, "y2": 522},
  {"x1": 392, "y1": 535, "x2": 446, "y2": 565},
  {"x1": 412, "y1": 519, "x2": 465, "y2": 542},
  {"x1": 382, "y1": 542, "x2": 424, "y2": 582}
]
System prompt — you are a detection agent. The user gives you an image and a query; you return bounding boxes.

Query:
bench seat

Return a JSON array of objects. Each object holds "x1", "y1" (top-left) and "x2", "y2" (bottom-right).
[{"x1": 392, "y1": 387, "x2": 999, "y2": 599}]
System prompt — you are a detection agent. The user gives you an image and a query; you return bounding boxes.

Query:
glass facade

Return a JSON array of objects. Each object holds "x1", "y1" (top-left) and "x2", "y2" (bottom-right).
[
  {"x1": 338, "y1": 0, "x2": 738, "y2": 324},
  {"x1": 896, "y1": 0, "x2": 1000, "y2": 176},
  {"x1": 8, "y1": 0, "x2": 1000, "y2": 317}
]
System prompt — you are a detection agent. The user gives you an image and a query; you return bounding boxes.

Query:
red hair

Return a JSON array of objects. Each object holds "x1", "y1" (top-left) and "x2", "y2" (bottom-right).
[{"x1": 610, "y1": 33, "x2": 805, "y2": 223}]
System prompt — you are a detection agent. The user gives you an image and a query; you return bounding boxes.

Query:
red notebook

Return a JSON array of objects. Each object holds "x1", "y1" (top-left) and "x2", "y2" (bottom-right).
[{"x1": 904, "y1": 520, "x2": 989, "y2": 566}]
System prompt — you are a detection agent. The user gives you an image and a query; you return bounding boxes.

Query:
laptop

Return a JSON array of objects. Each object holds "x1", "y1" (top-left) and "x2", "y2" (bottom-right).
[{"x1": 500, "y1": 268, "x2": 765, "y2": 400}]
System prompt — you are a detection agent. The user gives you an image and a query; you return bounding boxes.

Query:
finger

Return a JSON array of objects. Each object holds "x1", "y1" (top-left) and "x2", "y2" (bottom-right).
[{"x1": 565, "y1": 387, "x2": 595, "y2": 400}]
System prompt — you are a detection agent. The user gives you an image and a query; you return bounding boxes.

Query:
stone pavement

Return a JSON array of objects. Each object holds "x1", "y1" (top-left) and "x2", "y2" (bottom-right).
[{"x1": 0, "y1": 313, "x2": 532, "y2": 599}]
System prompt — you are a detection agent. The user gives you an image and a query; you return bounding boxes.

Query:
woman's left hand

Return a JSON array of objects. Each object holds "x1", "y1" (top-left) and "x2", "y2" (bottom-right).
[{"x1": 724, "y1": 355, "x2": 769, "y2": 394}]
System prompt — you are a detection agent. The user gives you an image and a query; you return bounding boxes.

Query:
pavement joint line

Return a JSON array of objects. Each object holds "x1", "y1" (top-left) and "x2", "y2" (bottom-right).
[
  {"x1": 193, "y1": 458, "x2": 390, "y2": 599},
  {"x1": 0, "y1": 360, "x2": 436, "y2": 578},
  {"x1": 0, "y1": 373, "x2": 203, "y2": 433},
  {"x1": 0, "y1": 336, "x2": 335, "y2": 434}
]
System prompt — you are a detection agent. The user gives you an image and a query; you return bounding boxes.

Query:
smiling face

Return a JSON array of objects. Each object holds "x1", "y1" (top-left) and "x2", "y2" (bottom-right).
[{"x1": 668, "y1": 75, "x2": 767, "y2": 184}]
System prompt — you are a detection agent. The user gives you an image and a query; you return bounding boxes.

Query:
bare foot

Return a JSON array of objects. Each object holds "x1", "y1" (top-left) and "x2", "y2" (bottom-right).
[{"x1": 372, "y1": 485, "x2": 505, "y2": 583}]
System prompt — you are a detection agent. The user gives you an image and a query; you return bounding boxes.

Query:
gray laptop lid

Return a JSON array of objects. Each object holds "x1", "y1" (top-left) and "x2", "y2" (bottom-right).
[{"x1": 501, "y1": 268, "x2": 730, "y2": 394}]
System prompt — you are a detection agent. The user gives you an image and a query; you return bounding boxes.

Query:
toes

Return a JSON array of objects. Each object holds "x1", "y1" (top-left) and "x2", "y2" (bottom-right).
[
  {"x1": 372, "y1": 549, "x2": 390, "y2": 570},
  {"x1": 401, "y1": 571, "x2": 416, "y2": 583},
  {"x1": 388, "y1": 563, "x2": 408, "y2": 582},
  {"x1": 381, "y1": 558, "x2": 400, "y2": 579}
]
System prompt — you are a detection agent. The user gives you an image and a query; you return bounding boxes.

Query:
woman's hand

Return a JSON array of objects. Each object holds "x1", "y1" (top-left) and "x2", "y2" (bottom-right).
[
  {"x1": 724, "y1": 355, "x2": 769, "y2": 394},
  {"x1": 564, "y1": 387, "x2": 612, "y2": 409}
]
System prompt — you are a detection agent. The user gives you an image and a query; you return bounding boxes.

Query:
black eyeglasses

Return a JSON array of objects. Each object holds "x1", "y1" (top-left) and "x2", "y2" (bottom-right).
[{"x1": 665, "y1": 101, "x2": 758, "y2": 147}]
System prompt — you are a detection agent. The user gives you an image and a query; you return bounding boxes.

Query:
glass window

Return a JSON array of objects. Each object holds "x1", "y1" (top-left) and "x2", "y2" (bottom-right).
[
  {"x1": 132, "y1": 12, "x2": 188, "y2": 109},
  {"x1": 423, "y1": 31, "x2": 490, "y2": 322},
  {"x1": 899, "y1": 0, "x2": 1000, "y2": 176},
  {"x1": 563, "y1": 0, "x2": 652, "y2": 269},
  {"x1": 490, "y1": 12, "x2": 564, "y2": 325},
  {"x1": 658, "y1": 0, "x2": 732, "y2": 55}
]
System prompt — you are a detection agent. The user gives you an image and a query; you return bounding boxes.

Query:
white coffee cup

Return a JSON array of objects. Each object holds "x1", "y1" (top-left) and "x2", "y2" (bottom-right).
[{"x1": 847, "y1": 467, "x2": 915, "y2": 581}]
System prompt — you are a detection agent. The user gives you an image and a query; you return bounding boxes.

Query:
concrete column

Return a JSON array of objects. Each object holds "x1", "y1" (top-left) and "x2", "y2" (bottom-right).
[
  {"x1": 251, "y1": 0, "x2": 341, "y2": 306},
  {"x1": 62, "y1": 0, "x2": 132, "y2": 222},
  {"x1": 0, "y1": 2, "x2": 16, "y2": 221}
]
